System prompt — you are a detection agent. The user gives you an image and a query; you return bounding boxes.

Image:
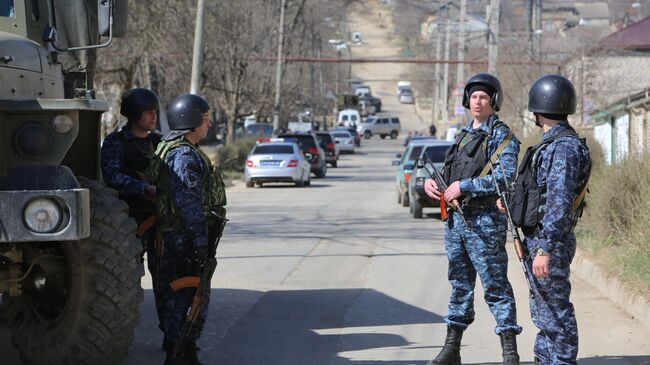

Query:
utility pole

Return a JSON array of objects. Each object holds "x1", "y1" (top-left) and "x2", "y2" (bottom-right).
[
  {"x1": 432, "y1": 23, "x2": 442, "y2": 126},
  {"x1": 190, "y1": 0, "x2": 206, "y2": 94},
  {"x1": 487, "y1": 0, "x2": 500, "y2": 75},
  {"x1": 454, "y1": 0, "x2": 467, "y2": 123},
  {"x1": 442, "y1": 18, "x2": 451, "y2": 125},
  {"x1": 532, "y1": 0, "x2": 542, "y2": 62},
  {"x1": 272, "y1": 0, "x2": 287, "y2": 133}
]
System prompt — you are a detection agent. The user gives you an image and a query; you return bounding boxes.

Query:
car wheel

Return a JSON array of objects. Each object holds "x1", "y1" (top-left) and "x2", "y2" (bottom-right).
[
  {"x1": 397, "y1": 190, "x2": 402, "y2": 204},
  {"x1": 246, "y1": 180, "x2": 254, "y2": 188},
  {"x1": 305, "y1": 173, "x2": 311, "y2": 186},
  {"x1": 295, "y1": 178, "x2": 305, "y2": 187},
  {"x1": 315, "y1": 166, "x2": 326, "y2": 178},
  {"x1": 331, "y1": 161, "x2": 337, "y2": 168},
  {"x1": 411, "y1": 193, "x2": 423, "y2": 218},
  {"x1": 256, "y1": 182, "x2": 263, "y2": 187},
  {"x1": 390, "y1": 131, "x2": 398, "y2": 139},
  {"x1": 401, "y1": 191, "x2": 409, "y2": 207},
  {"x1": 364, "y1": 131, "x2": 371, "y2": 139},
  {"x1": 380, "y1": 134, "x2": 386, "y2": 139}
]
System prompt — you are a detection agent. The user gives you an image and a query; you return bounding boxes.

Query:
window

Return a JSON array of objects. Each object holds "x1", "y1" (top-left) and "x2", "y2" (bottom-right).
[
  {"x1": 381, "y1": 119, "x2": 389, "y2": 124},
  {"x1": 422, "y1": 145, "x2": 450, "y2": 162},
  {"x1": 333, "y1": 132, "x2": 351, "y2": 138},
  {"x1": 351, "y1": 115, "x2": 358, "y2": 122},
  {"x1": 391, "y1": 118, "x2": 399, "y2": 124},
  {"x1": 342, "y1": 115, "x2": 349, "y2": 121},
  {"x1": 253, "y1": 145, "x2": 294, "y2": 155},
  {"x1": 407, "y1": 146, "x2": 424, "y2": 161},
  {"x1": 0, "y1": 0, "x2": 14, "y2": 17}
]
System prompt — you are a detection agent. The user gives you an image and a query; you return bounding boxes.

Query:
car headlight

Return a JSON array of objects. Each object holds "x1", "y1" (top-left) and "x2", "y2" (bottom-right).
[
  {"x1": 23, "y1": 198, "x2": 64, "y2": 233},
  {"x1": 52, "y1": 115, "x2": 74, "y2": 133}
]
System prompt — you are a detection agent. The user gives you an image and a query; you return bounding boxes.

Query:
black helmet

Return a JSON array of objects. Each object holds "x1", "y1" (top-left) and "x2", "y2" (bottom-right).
[
  {"x1": 528, "y1": 74, "x2": 576, "y2": 115},
  {"x1": 120, "y1": 88, "x2": 159, "y2": 123},
  {"x1": 167, "y1": 94, "x2": 211, "y2": 130},
  {"x1": 462, "y1": 73, "x2": 503, "y2": 111}
]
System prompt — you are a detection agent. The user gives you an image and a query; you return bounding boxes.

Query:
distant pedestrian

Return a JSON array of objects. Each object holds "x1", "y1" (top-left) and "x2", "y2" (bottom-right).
[
  {"x1": 424, "y1": 73, "x2": 522, "y2": 365},
  {"x1": 429, "y1": 124, "x2": 437, "y2": 138},
  {"x1": 499, "y1": 75, "x2": 591, "y2": 365}
]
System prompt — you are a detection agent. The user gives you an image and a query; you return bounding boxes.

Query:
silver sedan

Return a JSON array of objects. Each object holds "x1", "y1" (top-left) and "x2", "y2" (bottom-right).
[
  {"x1": 245, "y1": 142, "x2": 311, "y2": 187},
  {"x1": 331, "y1": 130, "x2": 356, "y2": 153}
]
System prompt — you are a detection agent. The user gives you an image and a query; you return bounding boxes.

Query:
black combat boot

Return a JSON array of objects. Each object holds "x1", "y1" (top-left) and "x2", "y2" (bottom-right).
[
  {"x1": 428, "y1": 325, "x2": 463, "y2": 365},
  {"x1": 184, "y1": 342, "x2": 203, "y2": 365},
  {"x1": 499, "y1": 331, "x2": 520, "y2": 365},
  {"x1": 164, "y1": 345, "x2": 190, "y2": 365}
]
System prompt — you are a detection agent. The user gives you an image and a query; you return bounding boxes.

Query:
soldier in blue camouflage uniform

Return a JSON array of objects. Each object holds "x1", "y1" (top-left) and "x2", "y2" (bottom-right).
[
  {"x1": 149, "y1": 94, "x2": 227, "y2": 365},
  {"x1": 100, "y1": 88, "x2": 166, "y2": 334},
  {"x1": 424, "y1": 73, "x2": 522, "y2": 365},
  {"x1": 504, "y1": 75, "x2": 591, "y2": 365}
]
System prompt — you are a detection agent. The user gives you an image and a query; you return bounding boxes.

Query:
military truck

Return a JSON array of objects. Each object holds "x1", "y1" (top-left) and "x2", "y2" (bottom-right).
[{"x1": 0, "y1": 1, "x2": 142, "y2": 364}]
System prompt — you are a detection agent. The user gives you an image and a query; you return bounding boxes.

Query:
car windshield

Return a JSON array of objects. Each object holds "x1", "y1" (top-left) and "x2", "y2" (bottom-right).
[
  {"x1": 245, "y1": 124, "x2": 274, "y2": 137},
  {"x1": 364, "y1": 117, "x2": 375, "y2": 123},
  {"x1": 278, "y1": 134, "x2": 316, "y2": 150},
  {"x1": 316, "y1": 133, "x2": 333, "y2": 143},
  {"x1": 422, "y1": 145, "x2": 450, "y2": 162},
  {"x1": 252, "y1": 145, "x2": 294, "y2": 155},
  {"x1": 407, "y1": 146, "x2": 424, "y2": 161},
  {"x1": 0, "y1": 0, "x2": 14, "y2": 17},
  {"x1": 332, "y1": 132, "x2": 350, "y2": 138}
]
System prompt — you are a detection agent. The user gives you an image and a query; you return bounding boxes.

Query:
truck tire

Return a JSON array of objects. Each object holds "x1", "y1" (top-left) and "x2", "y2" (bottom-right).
[
  {"x1": 390, "y1": 130, "x2": 398, "y2": 139},
  {"x1": 7, "y1": 178, "x2": 143, "y2": 365},
  {"x1": 364, "y1": 131, "x2": 372, "y2": 139}
]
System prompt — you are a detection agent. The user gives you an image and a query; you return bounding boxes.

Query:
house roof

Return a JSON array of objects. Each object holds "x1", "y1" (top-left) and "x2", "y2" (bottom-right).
[{"x1": 599, "y1": 16, "x2": 650, "y2": 50}]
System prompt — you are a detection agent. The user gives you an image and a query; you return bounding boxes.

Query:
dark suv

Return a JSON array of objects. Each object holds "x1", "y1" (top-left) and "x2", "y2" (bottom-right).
[
  {"x1": 279, "y1": 133, "x2": 328, "y2": 177},
  {"x1": 316, "y1": 132, "x2": 339, "y2": 167}
]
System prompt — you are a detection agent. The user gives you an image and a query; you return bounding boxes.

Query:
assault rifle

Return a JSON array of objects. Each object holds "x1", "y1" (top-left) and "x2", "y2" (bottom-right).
[
  {"x1": 489, "y1": 157, "x2": 534, "y2": 298},
  {"x1": 171, "y1": 211, "x2": 228, "y2": 357},
  {"x1": 417, "y1": 157, "x2": 468, "y2": 226}
]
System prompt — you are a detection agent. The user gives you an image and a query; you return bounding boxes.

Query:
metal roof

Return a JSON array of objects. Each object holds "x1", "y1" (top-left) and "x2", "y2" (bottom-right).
[{"x1": 599, "y1": 16, "x2": 650, "y2": 50}]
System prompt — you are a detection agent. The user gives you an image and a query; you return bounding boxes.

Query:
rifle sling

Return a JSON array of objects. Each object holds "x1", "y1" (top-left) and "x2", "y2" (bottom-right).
[{"x1": 478, "y1": 131, "x2": 513, "y2": 177}]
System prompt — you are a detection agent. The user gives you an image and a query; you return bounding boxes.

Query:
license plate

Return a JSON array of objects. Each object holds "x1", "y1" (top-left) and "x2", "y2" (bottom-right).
[{"x1": 260, "y1": 160, "x2": 281, "y2": 166}]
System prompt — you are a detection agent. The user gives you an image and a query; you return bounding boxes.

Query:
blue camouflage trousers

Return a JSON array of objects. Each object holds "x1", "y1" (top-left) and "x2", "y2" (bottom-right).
[
  {"x1": 525, "y1": 236, "x2": 578, "y2": 365},
  {"x1": 157, "y1": 231, "x2": 210, "y2": 344},
  {"x1": 444, "y1": 209, "x2": 521, "y2": 335}
]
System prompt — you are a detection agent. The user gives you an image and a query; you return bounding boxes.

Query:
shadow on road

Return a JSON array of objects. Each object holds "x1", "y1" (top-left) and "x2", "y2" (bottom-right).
[{"x1": 207, "y1": 288, "x2": 444, "y2": 364}]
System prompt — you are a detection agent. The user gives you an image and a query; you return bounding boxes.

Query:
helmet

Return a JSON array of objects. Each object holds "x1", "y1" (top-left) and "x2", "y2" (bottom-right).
[
  {"x1": 528, "y1": 74, "x2": 576, "y2": 115},
  {"x1": 462, "y1": 73, "x2": 503, "y2": 111},
  {"x1": 167, "y1": 94, "x2": 211, "y2": 130},
  {"x1": 120, "y1": 88, "x2": 159, "y2": 122}
]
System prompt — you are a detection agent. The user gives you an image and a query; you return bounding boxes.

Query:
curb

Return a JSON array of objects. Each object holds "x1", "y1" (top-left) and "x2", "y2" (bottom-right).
[{"x1": 572, "y1": 248, "x2": 650, "y2": 330}]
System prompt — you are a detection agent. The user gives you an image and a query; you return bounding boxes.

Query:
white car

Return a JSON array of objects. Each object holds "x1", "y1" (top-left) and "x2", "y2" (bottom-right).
[
  {"x1": 245, "y1": 142, "x2": 311, "y2": 187},
  {"x1": 331, "y1": 130, "x2": 355, "y2": 153}
]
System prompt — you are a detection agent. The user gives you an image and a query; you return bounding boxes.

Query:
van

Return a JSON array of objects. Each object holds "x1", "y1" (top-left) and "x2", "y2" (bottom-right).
[
  {"x1": 358, "y1": 114, "x2": 401, "y2": 140},
  {"x1": 337, "y1": 109, "x2": 361, "y2": 128},
  {"x1": 355, "y1": 86, "x2": 371, "y2": 98}
]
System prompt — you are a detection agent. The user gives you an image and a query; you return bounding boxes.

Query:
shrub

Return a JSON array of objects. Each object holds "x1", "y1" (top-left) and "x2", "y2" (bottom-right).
[{"x1": 207, "y1": 137, "x2": 257, "y2": 173}]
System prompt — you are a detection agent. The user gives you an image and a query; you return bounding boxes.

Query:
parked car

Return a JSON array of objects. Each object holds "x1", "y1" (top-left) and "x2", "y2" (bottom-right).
[
  {"x1": 335, "y1": 126, "x2": 361, "y2": 147},
  {"x1": 359, "y1": 114, "x2": 401, "y2": 139},
  {"x1": 354, "y1": 86, "x2": 371, "y2": 97},
  {"x1": 396, "y1": 81, "x2": 411, "y2": 95},
  {"x1": 399, "y1": 90, "x2": 414, "y2": 104},
  {"x1": 359, "y1": 99, "x2": 376, "y2": 117},
  {"x1": 359, "y1": 95, "x2": 382, "y2": 113},
  {"x1": 337, "y1": 109, "x2": 361, "y2": 128},
  {"x1": 316, "y1": 132, "x2": 339, "y2": 167},
  {"x1": 245, "y1": 141, "x2": 311, "y2": 187},
  {"x1": 330, "y1": 130, "x2": 355, "y2": 154},
  {"x1": 408, "y1": 141, "x2": 453, "y2": 218},
  {"x1": 393, "y1": 141, "x2": 429, "y2": 207},
  {"x1": 278, "y1": 133, "x2": 327, "y2": 178}
]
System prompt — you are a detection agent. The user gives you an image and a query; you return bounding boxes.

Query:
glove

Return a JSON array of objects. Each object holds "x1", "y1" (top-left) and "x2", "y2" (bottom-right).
[{"x1": 191, "y1": 246, "x2": 210, "y2": 275}]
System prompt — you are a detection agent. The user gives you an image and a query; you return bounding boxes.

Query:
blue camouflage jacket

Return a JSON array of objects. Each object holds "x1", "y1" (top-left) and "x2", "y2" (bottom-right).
[
  {"x1": 526, "y1": 121, "x2": 591, "y2": 253},
  {"x1": 163, "y1": 144, "x2": 209, "y2": 248},
  {"x1": 458, "y1": 116, "x2": 520, "y2": 199},
  {"x1": 101, "y1": 128, "x2": 159, "y2": 196}
]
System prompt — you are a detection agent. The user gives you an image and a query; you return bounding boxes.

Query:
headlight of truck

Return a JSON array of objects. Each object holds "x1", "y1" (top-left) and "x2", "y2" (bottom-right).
[
  {"x1": 52, "y1": 115, "x2": 74, "y2": 133},
  {"x1": 23, "y1": 198, "x2": 64, "y2": 233},
  {"x1": 13, "y1": 123, "x2": 53, "y2": 159}
]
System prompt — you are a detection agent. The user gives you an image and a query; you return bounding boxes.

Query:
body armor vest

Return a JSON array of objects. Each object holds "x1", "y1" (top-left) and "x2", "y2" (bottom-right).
[
  {"x1": 116, "y1": 131, "x2": 161, "y2": 224},
  {"x1": 510, "y1": 128, "x2": 589, "y2": 235},
  {"x1": 147, "y1": 137, "x2": 227, "y2": 233},
  {"x1": 442, "y1": 118, "x2": 505, "y2": 187}
]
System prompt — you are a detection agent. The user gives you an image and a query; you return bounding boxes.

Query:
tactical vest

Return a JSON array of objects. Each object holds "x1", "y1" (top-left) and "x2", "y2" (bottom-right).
[
  {"x1": 510, "y1": 128, "x2": 590, "y2": 235},
  {"x1": 146, "y1": 137, "x2": 227, "y2": 233},
  {"x1": 116, "y1": 131, "x2": 161, "y2": 224},
  {"x1": 442, "y1": 117, "x2": 506, "y2": 187}
]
